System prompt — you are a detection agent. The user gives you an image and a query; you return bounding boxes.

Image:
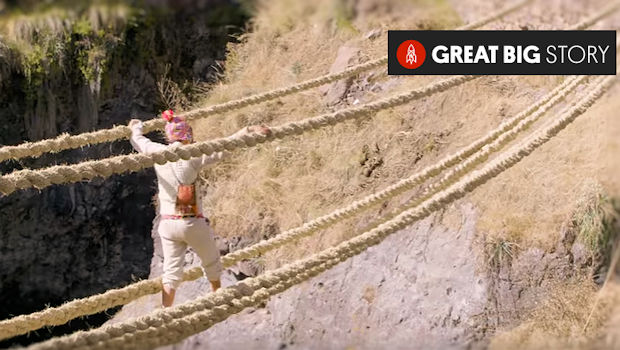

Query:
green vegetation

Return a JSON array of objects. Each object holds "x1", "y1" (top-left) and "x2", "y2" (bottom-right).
[
  {"x1": 487, "y1": 238, "x2": 520, "y2": 270},
  {"x1": 574, "y1": 182, "x2": 619, "y2": 263},
  {"x1": 0, "y1": 2, "x2": 133, "y2": 102},
  {"x1": 331, "y1": 0, "x2": 358, "y2": 34}
]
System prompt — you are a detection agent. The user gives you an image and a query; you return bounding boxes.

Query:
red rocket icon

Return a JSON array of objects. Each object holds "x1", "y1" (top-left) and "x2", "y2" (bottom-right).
[
  {"x1": 406, "y1": 44, "x2": 417, "y2": 64},
  {"x1": 396, "y1": 40, "x2": 426, "y2": 69}
]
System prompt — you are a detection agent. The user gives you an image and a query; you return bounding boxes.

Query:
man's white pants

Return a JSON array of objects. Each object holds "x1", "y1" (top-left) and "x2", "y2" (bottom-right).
[{"x1": 158, "y1": 217, "x2": 223, "y2": 289}]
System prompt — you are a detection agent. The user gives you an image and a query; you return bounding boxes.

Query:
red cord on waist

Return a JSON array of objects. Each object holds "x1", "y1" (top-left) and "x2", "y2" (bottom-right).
[{"x1": 161, "y1": 214, "x2": 205, "y2": 220}]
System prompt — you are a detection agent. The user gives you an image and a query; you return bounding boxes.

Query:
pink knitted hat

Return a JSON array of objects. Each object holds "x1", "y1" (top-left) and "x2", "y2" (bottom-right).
[{"x1": 162, "y1": 110, "x2": 193, "y2": 142}]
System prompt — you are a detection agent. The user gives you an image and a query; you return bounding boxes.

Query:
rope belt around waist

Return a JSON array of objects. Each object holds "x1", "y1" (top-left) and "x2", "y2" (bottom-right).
[{"x1": 161, "y1": 214, "x2": 209, "y2": 223}]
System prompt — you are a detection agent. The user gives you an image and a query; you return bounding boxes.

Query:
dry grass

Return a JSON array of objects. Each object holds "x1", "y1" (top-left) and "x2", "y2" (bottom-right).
[
  {"x1": 189, "y1": 0, "x2": 620, "y2": 272},
  {"x1": 188, "y1": 0, "x2": 602, "y2": 275},
  {"x1": 192, "y1": 0, "x2": 462, "y2": 137},
  {"x1": 156, "y1": 63, "x2": 192, "y2": 111},
  {"x1": 594, "y1": 286, "x2": 620, "y2": 349},
  {"x1": 185, "y1": 1, "x2": 620, "y2": 345},
  {"x1": 196, "y1": 0, "x2": 619, "y2": 346},
  {"x1": 180, "y1": 0, "x2": 620, "y2": 343},
  {"x1": 192, "y1": 0, "x2": 472, "y2": 269},
  {"x1": 573, "y1": 181, "x2": 619, "y2": 262},
  {"x1": 487, "y1": 180, "x2": 620, "y2": 349},
  {"x1": 489, "y1": 281, "x2": 620, "y2": 350},
  {"x1": 470, "y1": 80, "x2": 620, "y2": 251},
  {"x1": 206, "y1": 73, "x2": 574, "y2": 269}
]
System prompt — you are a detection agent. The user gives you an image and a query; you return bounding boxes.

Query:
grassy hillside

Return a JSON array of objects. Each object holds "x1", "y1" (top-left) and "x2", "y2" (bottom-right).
[
  {"x1": 193, "y1": 0, "x2": 466, "y2": 265},
  {"x1": 184, "y1": 0, "x2": 620, "y2": 347}
]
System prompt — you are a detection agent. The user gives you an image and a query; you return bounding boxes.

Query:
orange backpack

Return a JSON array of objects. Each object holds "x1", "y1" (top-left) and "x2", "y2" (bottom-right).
[
  {"x1": 176, "y1": 184, "x2": 198, "y2": 216},
  {"x1": 172, "y1": 166, "x2": 198, "y2": 216}
]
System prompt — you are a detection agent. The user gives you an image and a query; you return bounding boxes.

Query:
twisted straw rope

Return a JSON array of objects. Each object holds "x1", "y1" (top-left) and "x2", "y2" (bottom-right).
[
  {"x1": 360, "y1": 75, "x2": 589, "y2": 233},
  {"x1": 0, "y1": 75, "x2": 478, "y2": 195},
  {"x1": 0, "y1": 77, "x2": 584, "y2": 340},
  {"x1": 0, "y1": 74, "x2": 576, "y2": 343},
  {"x1": 0, "y1": 0, "x2": 532, "y2": 163},
  {"x1": 5, "y1": 28, "x2": 618, "y2": 341},
  {"x1": 26, "y1": 74, "x2": 617, "y2": 350},
  {"x1": 2, "y1": 5, "x2": 616, "y2": 342},
  {"x1": 214, "y1": 76, "x2": 588, "y2": 266},
  {"x1": 3, "y1": 0, "x2": 613, "y2": 194},
  {"x1": 3, "y1": 11, "x2": 617, "y2": 342}
]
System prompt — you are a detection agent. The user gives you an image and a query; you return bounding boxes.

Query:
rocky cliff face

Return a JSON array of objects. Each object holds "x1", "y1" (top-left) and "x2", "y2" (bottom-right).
[
  {"x1": 0, "y1": 1, "x2": 247, "y2": 347},
  {"x1": 110, "y1": 203, "x2": 601, "y2": 350},
  {"x1": 155, "y1": 203, "x2": 488, "y2": 350}
]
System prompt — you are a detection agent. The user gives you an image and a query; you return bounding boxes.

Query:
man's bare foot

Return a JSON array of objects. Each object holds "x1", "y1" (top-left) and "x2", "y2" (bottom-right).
[
  {"x1": 162, "y1": 285, "x2": 176, "y2": 308},
  {"x1": 210, "y1": 280, "x2": 221, "y2": 292}
]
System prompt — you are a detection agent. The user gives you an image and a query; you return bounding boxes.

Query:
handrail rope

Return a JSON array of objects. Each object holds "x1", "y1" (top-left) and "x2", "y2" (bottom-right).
[
  {"x1": 0, "y1": 75, "x2": 478, "y2": 195},
  {"x1": 2, "y1": 0, "x2": 616, "y2": 195},
  {"x1": 361, "y1": 77, "x2": 593, "y2": 234},
  {"x1": 0, "y1": 73, "x2": 581, "y2": 343},
  {"x1": 572, "y1": 0, "x2": 620, "y2": 30},
  {"x1": 0, "y1": 74, "x2": 578, "y2": 342},
  {"x1": 580, "y1": 42, "x2": 620, "y2": 330},
  {"x1": 0, "y1": 9, "x2": 617, "y2": 340},
  {"x1": 214, "y1": 77, "x2": 590, "y2": 266},
  {"x1": 0, "y1": 0, "x2": 533, "y2": 163},
  {"x1": 26, "y1": 75, "x2": 617, "y2": 350}
]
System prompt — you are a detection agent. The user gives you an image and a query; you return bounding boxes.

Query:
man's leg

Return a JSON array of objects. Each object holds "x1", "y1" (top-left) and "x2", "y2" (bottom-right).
[
  {"x1": 162, "y1": 284, "x2": 176, "y2": 307},
  {"x1": 210, "y1": 279, "x2": 221, "y2": 291},
  {"x1": 185, "y1": 219, "x2": 223, "y2": 292},
  {"x1": 160, "y1": 224, "x2": 187, "y2": 307}
]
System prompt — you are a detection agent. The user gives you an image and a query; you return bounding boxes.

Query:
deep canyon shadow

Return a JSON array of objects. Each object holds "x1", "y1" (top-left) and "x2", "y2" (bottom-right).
[{"x1": 0, "y1": 1, "x2": 248, "y2": 346}]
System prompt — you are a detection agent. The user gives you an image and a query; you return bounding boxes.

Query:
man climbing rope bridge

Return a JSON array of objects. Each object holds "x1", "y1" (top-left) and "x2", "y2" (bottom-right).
[
  {"x1": 129, "y1": 110, "x2": 271, "y2": 307},
  {"x1": 0, "y1": 0, "x2": 619, "y2": 349}
]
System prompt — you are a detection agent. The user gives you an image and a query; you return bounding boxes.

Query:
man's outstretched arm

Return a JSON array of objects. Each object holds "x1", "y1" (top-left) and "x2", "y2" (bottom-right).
[
  {"x1": 199, "y1": 125, "x2": 272, "y2": 167},
  {"x1": 129, "y1": 119, "x2": 167, "y2": 154}
]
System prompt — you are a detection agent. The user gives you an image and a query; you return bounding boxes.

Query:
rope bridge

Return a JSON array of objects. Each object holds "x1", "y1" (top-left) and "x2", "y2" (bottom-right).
[
  {"x1": 0, "y1": 71, "x2": 589, "y2": 342},
  {"x1": 0, "y1": 0, "x2": 532, "y2": 164},
  {"x1": 25, "y1": 75, "x2": 618, "y2": 350},
  {"x1": 2, "y1": 0, "x2": 616, "y2": 195},
  {"x1": 0, "y1": 0, "x2": 618, "y2": 348},
  {"x1": 0, "y1": 75, "x2": 478, "y2": 195},
  {"x1": 0, "y1": 0, "x2": 539, "y2": 335}
]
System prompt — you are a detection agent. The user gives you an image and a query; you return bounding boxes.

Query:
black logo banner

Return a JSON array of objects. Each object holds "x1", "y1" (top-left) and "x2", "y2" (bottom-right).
[{"x1": 388, "y1": 30, "x2": 616, "y2": 75}]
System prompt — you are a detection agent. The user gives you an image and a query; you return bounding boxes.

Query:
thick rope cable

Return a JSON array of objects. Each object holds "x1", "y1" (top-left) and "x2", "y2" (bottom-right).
[
  {"x1": 4, "y1": 0, "x2": 615, "y2": 195},
  {"x1": 25, "y1": 74, "x2": 617, "y2": 350},
  {"x1": 0, "y1": 75, "x2": 478, "y2": 195},
  {"x1": 359, "y1": 75, "x2": 589, "y2": 233},
  {"x1": 0, "y1": 0, "x2": 532, "y2": 164},
  {"x1": 572, "y1": 0, "x2": 620, "y2": 30},
  {"x1": 2, "y1": 8, "x2": 616, "y2": 343},
  {"x1": 1, "y1": 18, "x2": 616, "y2": 344},
  {"x1": 0, "y1": 74, "x2": 571, "y2": 342},
  {"x1": 3, "y1": 35, "x2": 616, "y2": 341},
  {"x1": 0, "y1": 73, "x2": 580, "y2": 343}
]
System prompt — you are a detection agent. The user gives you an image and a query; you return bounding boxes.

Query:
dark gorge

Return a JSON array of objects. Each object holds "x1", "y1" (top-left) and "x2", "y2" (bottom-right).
[{"x1": 0, "y1": 1, "x2": 248, "y2": 346}]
